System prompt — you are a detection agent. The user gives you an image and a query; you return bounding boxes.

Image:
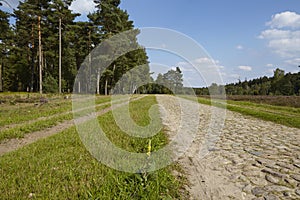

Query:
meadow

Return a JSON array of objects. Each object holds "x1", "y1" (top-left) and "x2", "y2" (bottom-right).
[
  {"x1": 192, "y1": 96, "x2": 300, "y2": 129},
  {"x1": 0, "y1": 94, "x2": 186, "y2": 199}
]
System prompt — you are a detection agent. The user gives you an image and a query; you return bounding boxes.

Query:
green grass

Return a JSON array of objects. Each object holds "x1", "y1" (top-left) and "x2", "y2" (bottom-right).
[
  {"x1": 0, "y1": 103, "x2": 113, "y2": 142},
  {"x1": 0, "y1": 95, "x2": 114, "y2": 127},
  {"x1": 0, "y1": 95, "x2": 185, "y2": 199},
  {"x1": 0, "y1": 113, "x2": 73, "y2": 141},
  {"x1": 188, "y1": 96, "x2": 300, "y2": 128},
  {"x1": 0, "y1": 100, "x2": 72, "y2": 127},
  {"x1": 0, "y1": 95, "x2": 114, "y2": 141}
]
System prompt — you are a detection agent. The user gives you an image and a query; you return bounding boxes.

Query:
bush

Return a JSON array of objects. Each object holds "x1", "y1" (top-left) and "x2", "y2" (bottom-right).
[{"x1": 43, "y1": 74, "x2": 58, "y2": 93}]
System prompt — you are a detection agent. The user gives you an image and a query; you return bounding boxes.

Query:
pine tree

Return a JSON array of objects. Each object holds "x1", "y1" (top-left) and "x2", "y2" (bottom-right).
[
  {"x1": 89, "y1": 0, "x2": 150, "y2": 95},
  {"x1": 44, "y1": 0, "x2": 79, "y2": 92},
  {"x1": 0, "y1": 7, "x2": 11, "y2": 91},
  {"x1": 12, "y1": 0, "x2": 78, "y2": 93},
  {"x1": 12, "y1": 0, "x2": 50, "y2": 92}
]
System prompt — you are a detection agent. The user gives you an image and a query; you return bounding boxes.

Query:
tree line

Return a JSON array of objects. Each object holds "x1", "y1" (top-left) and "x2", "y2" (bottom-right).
[
  {"x1": 0, "y1": 0, "x2": 150, "y2": 94},
  {"x1": 194, "y1": 68, "x2": 300, "y2": 96},
  {"x1": 144, "y1": 67, "x2": 184, "y2": 94}
]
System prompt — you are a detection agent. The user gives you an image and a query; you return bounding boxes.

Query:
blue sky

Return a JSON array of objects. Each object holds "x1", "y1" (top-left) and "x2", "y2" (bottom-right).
[{"x1": 2, "y1": 0, "x2": 300, "y2": 87}]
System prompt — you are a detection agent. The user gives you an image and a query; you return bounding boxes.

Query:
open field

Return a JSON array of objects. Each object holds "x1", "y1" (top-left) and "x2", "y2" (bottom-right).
[
  {"x1": 199, "y1": 95, "x2": 300, "y2": 108},
  {"x1": 0, "y1": 93, "x2": 299, "y2": 199},
  {"x1": 226, "y1": 95, "x2": 300, "y2": 108},
  {"x1": 0, "y1": 95, "x2": 185, "y2": 199},
  {"x1": 0, "y1": 94, "x2": 114, "y2": 141},
  {"x1": 192, "y1": 96, "x2": 300, "y2": 129}
]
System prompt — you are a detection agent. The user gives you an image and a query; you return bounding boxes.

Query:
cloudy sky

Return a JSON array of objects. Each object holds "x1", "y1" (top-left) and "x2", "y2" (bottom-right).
[{"x1": 2, "y1": 0, "x2": 300, "y2": 87}]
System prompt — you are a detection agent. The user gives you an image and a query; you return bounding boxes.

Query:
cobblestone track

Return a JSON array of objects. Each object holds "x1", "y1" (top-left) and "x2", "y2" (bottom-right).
[{"x1": 157, "y1": 95, "x2": 300, "y2": 200}]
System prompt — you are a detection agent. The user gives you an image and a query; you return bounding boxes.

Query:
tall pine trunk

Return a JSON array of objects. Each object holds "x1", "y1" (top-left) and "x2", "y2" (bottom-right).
[
  {"x1": 105, "y1": 79, "x2": 108, "y2": 95},
  {"x1": 96, "y1": 70, "x2": 100, "y2": 95},
  {"x1": 0, "y1": 63, "x2": 2, "y2": 92}
]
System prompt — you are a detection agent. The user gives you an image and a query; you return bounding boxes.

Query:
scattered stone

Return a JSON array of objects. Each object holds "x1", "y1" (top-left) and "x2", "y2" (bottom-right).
[
  {"x1": 265, "y1": 175, "x2": 280, "y2": 184},
  {"x1": 249, "y1": 150, "x2": 263, "y2": 157},
  {"x1": 294, "y1": 163, "x2": 300, "y2": 169},
  {"x1": 255, "y1": 159, "x2": 277, "y2": 169},
  {"x1": 264, "y1": 194, "x2": 278, "y2": 200},
  {"x1": 249, "y1": 176, "x2": 268, "y2": 186},
  {"x1": 291, "y1": 174, "x2": 300, "y2": 182},
  {"x1": 251, "y1": 187, "x2": 266, "y2": 197},
  {"x1": 284, "y1": 178, "x2": 298, "y2": 188},
  {"x1": 261, "y1": 169, "x2": 286, "y2": 179},
  {"x1": 295, "y1": 189, "x2": 300, "y2": 196},
  {"x1": 265, "y1": 185, "x2": 291, "y2": 192},
  {"x1": 242, "y1": 184, "x2": 252, "y2": 194},
  {"x1": 282, "y1": 191, "x2": 290, "y2": 197},
  {"x1": 276, "y1": 162, "x2": 294, "y2": 170},
  {"x1": 265, "y1": 163, "x2": 279, "y2": 170},
  {"x1": 279, "y1": 168, "x2": 290, "y2": 174},
  {"x1": 243, "y1": 170, "x2": 262, "y2": 177}
]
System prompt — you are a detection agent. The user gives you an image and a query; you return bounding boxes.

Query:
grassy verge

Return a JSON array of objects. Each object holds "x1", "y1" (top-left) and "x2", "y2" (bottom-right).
[
  {"x1": 0, "y1": 95, "x2": 114, "y2": 141},
  {"x1": 0, "y1": 95, "x2": 185, "y2": 199},
  {"x1": 0, "y1": 103, "x2": 112, "y2": 142},
  {"x1": 0, "y1": 95, "x2": 114, "y2": 127},
  {"x1": 190, "y1": 96, "x2": 300, "y2": 128},
  {"x1": 0, "y1": 100, "x2": 71, "y2": 127}
]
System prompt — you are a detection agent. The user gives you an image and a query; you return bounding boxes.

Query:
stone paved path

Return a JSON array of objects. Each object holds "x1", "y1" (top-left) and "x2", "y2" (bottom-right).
[{"x1": 156, "y1": 95, "x2": 300, "y2": 200}]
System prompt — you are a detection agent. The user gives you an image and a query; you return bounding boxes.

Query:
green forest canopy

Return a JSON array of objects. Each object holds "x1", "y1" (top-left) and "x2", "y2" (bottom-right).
[
  {"x1": 194, "y1": 68, "x2": 300, "y2": 96},
  {"x1": 0, "y1": 0, "x2": 151, "y2": 94}
]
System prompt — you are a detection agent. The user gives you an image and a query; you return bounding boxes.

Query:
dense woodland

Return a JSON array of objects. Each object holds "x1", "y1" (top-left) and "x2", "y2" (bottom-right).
[
  {"x1": 0, "y1": 0, "x2": 153, "y2": 94},
  {"x1": 194, "y1": 68, "x2": 300, "y2": 96}
]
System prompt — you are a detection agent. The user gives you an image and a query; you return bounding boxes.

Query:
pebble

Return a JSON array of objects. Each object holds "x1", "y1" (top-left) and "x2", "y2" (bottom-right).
[
  {"x1": 249, "y1": 176, "x2": 268, "y2": 186},
  {"x1": 291, "y1": 174, "x2": 300, "y2": 182},
  {"x1": 265, "y1": 175, "x2": 280, "y2": 184},
  {"x1": 295, "y1": 189, "x2": 300, "y2": 196},
  {"x1": 264, "y1": 194, "x2": 278, "y2": 200},
  {"x1": 261, "y1": 169, "x2": 286, "y2": 179},
  {"x1": 251, "y1": 187, "x2": 266, "y2": 197}
]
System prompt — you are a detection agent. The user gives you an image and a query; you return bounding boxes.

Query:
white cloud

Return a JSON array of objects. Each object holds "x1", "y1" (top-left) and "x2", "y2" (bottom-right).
[
  {"x1": 260, "y1": 11, "x2": 300, "y2": 58},
  {"x1": 176, "y1": 57, "x2": 226, "y2": 85},
  {"x1": 70, "y1": 0, "x2": 96, "y2": 15},
  {"x1": 236, "y1": 45, "x2": 244, "y2": 50},
  {"x1": 285, "y1": 58, "x2": 300, "y2": 66},
  {"x1": 238, "y1": 65, "x2": 252, "y2": 71},
  {"x1": 266, "y1": 63, "x2": 274, "y2": 67},
  {"x1": 178, "y1": 57, "x2": 223, "y2": 72},
  {"x1": 259, "y1": 29, "x2": 294, "y2": 39},
  {"x1": 267, "y1": 11, "x2": 300, "y2": 29},
  {"x1": 194, "y1": 57, "x2": 212, "y2": 64}
]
